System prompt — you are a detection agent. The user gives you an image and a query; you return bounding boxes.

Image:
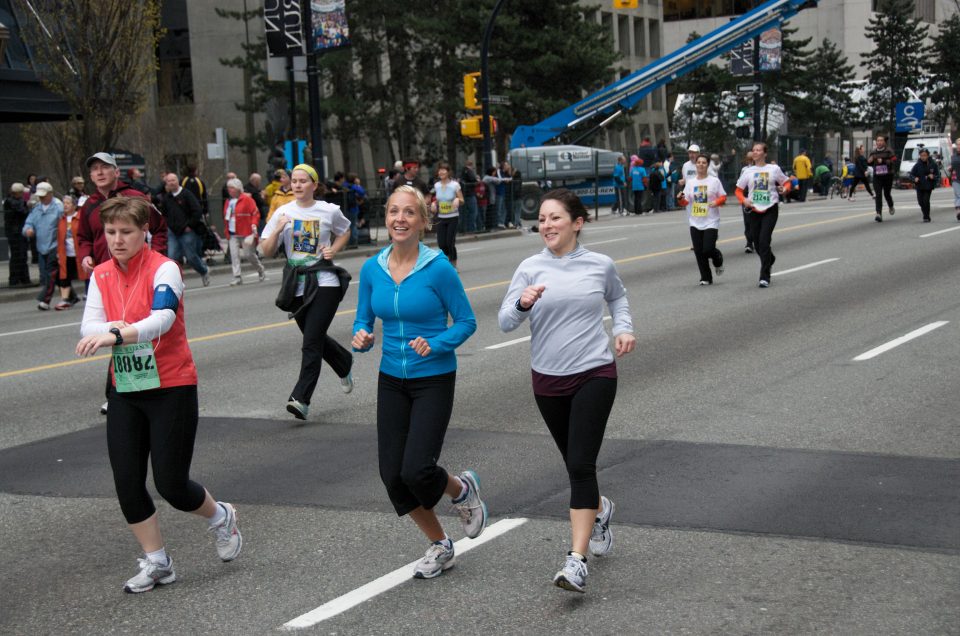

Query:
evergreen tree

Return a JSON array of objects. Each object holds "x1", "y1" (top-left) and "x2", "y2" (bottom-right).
[
  {"x1": 761, "y1": 26, "x2": 813, "y2": 137},
  {"x1": 672, "y1": 33, "x2": 738, "y2": 152},
  {"x1": 924, "y1": 12, "x2": 960, "y2": 132},
  {"x1": 788, "y1": 39, "x2": 855, "y2": 139},
  {"x1": 860, "y1": 0, "x2": 927, "y2": 134}
]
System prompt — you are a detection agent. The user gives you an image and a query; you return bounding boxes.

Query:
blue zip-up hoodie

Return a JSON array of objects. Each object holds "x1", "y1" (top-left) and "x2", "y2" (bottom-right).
[{"x1": 353, "y1": 243, "x2": 476, "y2": 379}]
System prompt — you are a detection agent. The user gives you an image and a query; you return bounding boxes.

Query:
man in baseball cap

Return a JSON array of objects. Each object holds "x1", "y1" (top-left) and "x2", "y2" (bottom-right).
[
  {"x1": 85, "y1": 152, "x2": 118, "y2": 169},
  {"x1": 679, "y1": 144, "x2": 702, "y2": 187}
]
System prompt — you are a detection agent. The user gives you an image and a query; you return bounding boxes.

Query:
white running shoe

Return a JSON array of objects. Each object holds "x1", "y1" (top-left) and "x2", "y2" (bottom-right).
[
  {"x1": 589, "y1": 496, "x2": 615, "y2": 557},
  {"x1": 258, "y1": 270, "x2": 266, "y2": 282},
  {"x1": 758, "y1": 279, "x2": 770, "y2": 288},
  {"x1": 286, "y1": 398, "x2": 308, "y2": 420},
  {"x1": 553, "y1": 552, "x2": 588, "y2": 593},
  {"x1": 100, "y1": 401, "x2": 109, "y2": 415},
  {"x1": 124, "y1": 557, "x2": 175, "y2": 593},
  {"x1": 340, "y1": 372, "x2": 354, "y2": 394},
  {"x1": 230, "y1": 277, "x2": 243, "y2": 286},
  {"x1": 453, "y1": 470, "x2": 488, "y2": 539},
  {"x1": 889, "y1": 206, "x2": 895, "y2": 216},
  {"x1": 413, "y1": 541, "x2": 455, "y2": 579},
  {"x1": 201, "y1": 273, "x2": 211, "y2": 287},
  {"x1": 210, "y1": 502, "x2": 242, "y2": 561}
]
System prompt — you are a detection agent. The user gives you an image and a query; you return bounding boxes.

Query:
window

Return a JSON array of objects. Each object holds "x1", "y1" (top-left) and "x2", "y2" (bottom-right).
[
  {"x1": 649, "y1": 19, "x2": 661, "y2": 57},
  {"x1": 871, "y1": 0, "x2": 935, "y2": 21},
  {"x1": 156, "y1": 0, "x2": 193, "y2": 105},
  {"x1": 618, "y1": 15, "x2": 631, "y2": 57},
  {"x1": 663, "y1": 0, "x2": 753, "y2": 21},
  {"x1": 633, "y1": 17, "x2": 646, "y2": 58}
]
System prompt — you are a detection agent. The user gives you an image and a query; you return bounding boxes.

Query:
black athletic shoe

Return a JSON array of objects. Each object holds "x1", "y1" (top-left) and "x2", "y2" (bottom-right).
[
  {"x1": 744, "y1": 243, "x2": 753, "y2": 254},
  {"x1": 874, "y1": 214, "x2": 882, "y2": 223}
]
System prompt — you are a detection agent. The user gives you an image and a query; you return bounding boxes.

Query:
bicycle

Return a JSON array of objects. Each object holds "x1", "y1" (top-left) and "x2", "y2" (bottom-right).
[{"x1": 828, "y1": 176, "x2": 846, "y2": 199}]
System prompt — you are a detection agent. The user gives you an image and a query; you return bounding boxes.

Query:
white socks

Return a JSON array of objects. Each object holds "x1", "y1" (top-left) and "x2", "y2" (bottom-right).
[
  {"x1": 146, "y1": 547, "x2": 169, "y2": 566},
  {"x1": 208, "y1": 502, "x2": 227, "y2": 528},
  {"x1": 452, "y1": 478, "x2": 469, "y2": 503}
]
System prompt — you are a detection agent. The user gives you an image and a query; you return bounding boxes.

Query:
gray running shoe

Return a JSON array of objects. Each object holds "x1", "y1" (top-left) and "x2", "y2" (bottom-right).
[
  {"x1": 124, "y1": 557, "x2": 176, "y2": 593},
  {"x1": 889, "y1": 206, "x2": 895, "y2": 216},
  {"x1": 286, "y1": 398, "x2": 308, "y2": 420},
  {"x1": 453, "y1": 470, "x2": 488, "y2": 539},
  {"x1": 758, "y1": 279, "x2": 770, "y2": 288},
  {"x1": 589, "y1": 496, "x2": 615, "y2": 557},
  {"x1": 230, "y1": 277, "x2": 243, "y2": 286},
  {"x1": 553, "y1": 552, "x2": 588, "y2": 593},
  {"x1": 340, "y1": 372, "x2": 354, "y2": 394},
  {"x1": 413, "y1": 541, "x2": 455, "y2": 579},
  {"x1": 201, "y1": 273, "x2": 211, "y2": 287},
  {"x1": 258, "y1": 270, "x2": 266, "y2": 282},
  {"x1": 210, "y1": 502, "x2": 242, "y2": 561}
]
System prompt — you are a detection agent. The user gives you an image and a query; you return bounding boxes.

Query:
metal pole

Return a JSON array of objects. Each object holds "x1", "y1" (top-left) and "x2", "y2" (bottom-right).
[
  {"x1": 593, "y1": 149, "x2": 599, "y2": 220},
  {"x1": 301, "y1": 0, "x2": 325, "y2": 181},
  {"x1": 287, "y1": 55, "x2": 297, "y2": 138},
  {"x1": 481, "y1": 0, "x2": 507, "y2": 176},
  {"x1": 752, "y1": 34, "x2": 761, "y2": 141}
]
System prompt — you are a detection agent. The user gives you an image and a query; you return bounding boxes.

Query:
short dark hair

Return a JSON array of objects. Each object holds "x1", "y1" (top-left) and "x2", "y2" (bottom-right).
[{"x1": 539, "y1": 188, "x2": 591, "y2": 227}]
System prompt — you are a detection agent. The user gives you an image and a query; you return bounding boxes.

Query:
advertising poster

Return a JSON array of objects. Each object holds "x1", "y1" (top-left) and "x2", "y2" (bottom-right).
[{"x1": 312, "y1": 1, "x2": 350, "y2": 52}]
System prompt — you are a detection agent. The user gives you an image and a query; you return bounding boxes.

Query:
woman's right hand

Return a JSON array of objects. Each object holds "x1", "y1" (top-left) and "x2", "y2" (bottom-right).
[
  {"x1": 352, "y1": 329, "x2": 375, "y2": 351},
  {"x1": 518, "y1": 284, "x2": 546, "y2": 310}
]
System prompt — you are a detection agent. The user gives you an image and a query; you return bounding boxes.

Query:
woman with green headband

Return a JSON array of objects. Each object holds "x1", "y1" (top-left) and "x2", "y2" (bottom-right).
[{"x1": 260, "y1": 164, "x2": 355, "y2": 420}]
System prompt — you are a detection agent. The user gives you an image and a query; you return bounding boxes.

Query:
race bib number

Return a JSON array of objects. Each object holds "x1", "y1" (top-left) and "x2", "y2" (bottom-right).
[
  {"x1": 438, "y1": 201, "x2": 453, "y2": 215},
  {"x1": 692, "y1": 202, "x2": 709, "y2": 217},
  {"x1": 874, "y1": 164, "x2": 888, "y2": 176},
  {"x1": 113, "y1": 342, "x2": 160, "y2": 393},
  {"x1": 752, "y1": 190, "x2": 771, "y2": 205}
]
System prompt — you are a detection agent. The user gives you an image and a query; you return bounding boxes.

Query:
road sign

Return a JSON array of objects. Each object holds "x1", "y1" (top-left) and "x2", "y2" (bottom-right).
[
  {"x1": 737, "y1": 82, "x2": 762, "y2": 94},
  {"x1": 488, "y1": 94, "x2": 511, "y2": 105},
  {"x1": 895, "y1": 101, "x2": 924, "y2": 132}
]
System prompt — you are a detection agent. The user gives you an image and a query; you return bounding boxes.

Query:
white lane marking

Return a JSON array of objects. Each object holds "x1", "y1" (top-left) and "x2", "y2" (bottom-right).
[
  {"x1": 486, "y1": 316, "x2": 611, "y2": 350},
  {"x1": 853, "y1": 321, "x2": 950, "y2": 361},
  {"x1": 0, "y1": 321, "x2": 82, "y2": 338},
  {"x1": 771, "y1": 258, "x2": 839, "y2": 277},
  {"x1": 920, "y1": 225, "x2": 960, "y2": 238},
  {"x1": 282, "y1": 518, "x2": 529, "y2": 630}
]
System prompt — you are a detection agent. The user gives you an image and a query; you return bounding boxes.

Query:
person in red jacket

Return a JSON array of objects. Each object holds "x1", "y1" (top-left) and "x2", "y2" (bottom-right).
[
  {"x1": 75, "y1": 196, "x2": 242, "y2": 593},
  {"x1": 223, "y1": 178, "x2": 264, "y2": 286},
  {"x1": 54, "y1": 195, "x2": 88, "y2": 309},
  {"x1": 77, "y1": 152, "x2": 167, "y2": 275}
]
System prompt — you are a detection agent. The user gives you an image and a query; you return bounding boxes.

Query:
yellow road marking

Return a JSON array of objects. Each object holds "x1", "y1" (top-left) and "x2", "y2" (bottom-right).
[{"x1": 0, "y1": 211, "x2": 871, "y2": 379}]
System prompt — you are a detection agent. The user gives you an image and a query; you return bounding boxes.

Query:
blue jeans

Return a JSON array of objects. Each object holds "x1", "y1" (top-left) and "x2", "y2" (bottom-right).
[
  {"x1": 167, "y1": 229, "x2": 209, "y2": 276},
  {"x1": 496, "y1": 193, "x2": 507, "y2": 226},
  {"x1": 344, "y1": 208, "x2": 358, "y2": 245},
  {"x1": 36, "y1": 251, "x2": 57, "y2": 303},
  {"x1": 462, "y1": 196, "x2": 478, "y2": 232}
]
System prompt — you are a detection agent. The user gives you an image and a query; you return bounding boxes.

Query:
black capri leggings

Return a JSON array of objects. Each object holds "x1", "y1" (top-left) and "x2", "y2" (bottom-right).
[
  {"x1": 107, "y1": 385, "x2": 207, "y2": 524},
  {"x1": 377, "y1": 371, "x2": 456, "y2": 516},
  {"x1": 435, "y1": 216, "x2": 458, "y2": 263},
  {"x1": 535, "y1": 377, "x2": 617, "y2": 509}
]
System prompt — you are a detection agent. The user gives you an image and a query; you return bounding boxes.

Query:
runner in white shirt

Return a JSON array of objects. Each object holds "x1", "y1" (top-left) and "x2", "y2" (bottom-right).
[
  {"x1": 678, "y1": 154, "x2": 726, "y2": 285},
  {"x1": 678, "y1": 144, "x2": 700, "y2": 187},
  {"x1": 735, "y1": 142, "x2": 791, "y2": 288}
]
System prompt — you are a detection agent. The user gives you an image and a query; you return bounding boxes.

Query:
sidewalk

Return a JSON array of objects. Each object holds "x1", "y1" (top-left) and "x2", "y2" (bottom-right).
[{"x1": 0, "y1": 224, "x2": 537, "y2": 304}]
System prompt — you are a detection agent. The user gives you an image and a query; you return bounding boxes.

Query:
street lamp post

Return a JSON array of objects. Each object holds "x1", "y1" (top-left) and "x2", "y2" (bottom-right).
[
  {"x1": 480, "y1": 0, "x2": 507, "y2": 176},
  {"x1": 300, "y1": 0, "x2": 325, "y2": 181}
]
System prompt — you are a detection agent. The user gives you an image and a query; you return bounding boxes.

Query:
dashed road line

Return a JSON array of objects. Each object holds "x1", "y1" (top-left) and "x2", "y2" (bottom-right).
[{"x1": 853, "y1": 321, "x2": 950, "y2": 361}]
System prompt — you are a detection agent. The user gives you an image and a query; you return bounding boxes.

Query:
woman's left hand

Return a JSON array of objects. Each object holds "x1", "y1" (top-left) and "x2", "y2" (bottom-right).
[
  {"x1": 76, "y1": 333, "x2": 115, "y2": 358},
  {"x1": 614, "y1": 333, "x2": 636, "y2": 358},
  {"x1": 408, "y1": 336, "x2": 431, "y2": 357},
  {"x1": 321, "y1": 246, "x2": 335, "y2": 260}
]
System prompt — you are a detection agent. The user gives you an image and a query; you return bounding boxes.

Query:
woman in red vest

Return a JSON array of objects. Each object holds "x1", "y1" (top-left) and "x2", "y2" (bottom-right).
[{"x1": 75, "y1": 196, "x2": 242, "y2": 594}]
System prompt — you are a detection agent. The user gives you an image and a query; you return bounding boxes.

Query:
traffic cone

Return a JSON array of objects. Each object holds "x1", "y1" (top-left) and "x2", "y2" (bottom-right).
[{"x1": 942, "y1": 175, "x2": 951, "y2": 188}]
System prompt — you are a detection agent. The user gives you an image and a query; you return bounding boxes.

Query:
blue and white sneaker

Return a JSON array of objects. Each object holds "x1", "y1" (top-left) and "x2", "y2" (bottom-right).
[
  {"x1": 286, "y1": 398, "x2": 308, "y2": 420},
  {"x1": 413, "y1": 541, "x2": 455, "y2": 579},
  {"x1": 589, "y1": 496, "x2": 615, "y2": 557},
  {"x1": 124, "y1": 557, "x2": 176, "y2": 593},
  {"x1": 453, "y1": 470, "x2": 488, "y2": 539},
  {"x1": 553, "y1": 552, "x2": 588, "y2": 593}
]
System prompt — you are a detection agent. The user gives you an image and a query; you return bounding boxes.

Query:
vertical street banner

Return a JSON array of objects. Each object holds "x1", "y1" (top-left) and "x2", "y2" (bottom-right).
[
  {"x1": 311, "y1": 1, "x2": 350, "y2": 52},
  {"x1": 758, "y1": 28, "x2": 781, "y2": 72},
  {"x1": 730, "y1": 38, "x2": 754, "y2": 76},
  {"x1": 264, "y1": 0, "x2": 304, "y2": 58}
]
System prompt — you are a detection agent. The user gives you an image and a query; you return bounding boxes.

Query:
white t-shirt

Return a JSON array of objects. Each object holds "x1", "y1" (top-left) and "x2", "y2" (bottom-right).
[
  {"x1": 736, "y1": 164, "x2": 788, "y2": 212},
  {"x1": 225, "y1": 199, "x2": 237, "y2": 233},
  {"x1": 432, "y1": 180, "x2": 461, "y2": 219},
  {"x1": 65, "y1": 212, "x2": 77, "y2": 257},
  {"x1": 261, "y1": 199, "x2": 351, "y2": 291},
  {"x1": 681, "y1": 160, "x2": 697, "y2": 183},
  {"x1": 683, "y1": 176, "x2": 725, "y2": 230}
]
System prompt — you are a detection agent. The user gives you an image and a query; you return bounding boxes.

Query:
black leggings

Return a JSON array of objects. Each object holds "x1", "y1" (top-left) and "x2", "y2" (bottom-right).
[
  {"x1": 292, "y1": 287, "x2": 353, "y2": 404},
  {"x1": 690, "y1": 227, "x2": 723, "y2": 283},
  {"x1": 745, "y1": 204, "x2": 779, "y2": 281},
  {"x1": 377, "y1": 371, "x2": 456, "y2": 516},
  {"x1": 535, "y1": 377, "x2": 617, "y2": 509},
  {"x1": 435, "y1": 217, "x2": 458, "y2": 263},
  {"x1": 874, "y1": 174, "x2": 894, "y2": 213},
  {"x1": 107, "y1": 385, "x2": 207, "y2": 524},
  {"x1": 917, "y1": 189, "x2": 932, "y2": 218},
  {"x1": 848, "y1": 175, "x2": 874, "y2": 198}
]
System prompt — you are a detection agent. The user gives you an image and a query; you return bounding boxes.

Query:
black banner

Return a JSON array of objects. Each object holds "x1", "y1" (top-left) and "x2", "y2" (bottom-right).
[{"x1": 264, "y1": 0, "x2": 304, "y2": 58}]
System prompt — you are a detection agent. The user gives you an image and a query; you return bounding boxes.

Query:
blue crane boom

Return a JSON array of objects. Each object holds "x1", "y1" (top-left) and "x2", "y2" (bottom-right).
[{"x1": 509, "y1": 0, "x2": 817, "y2": 150}]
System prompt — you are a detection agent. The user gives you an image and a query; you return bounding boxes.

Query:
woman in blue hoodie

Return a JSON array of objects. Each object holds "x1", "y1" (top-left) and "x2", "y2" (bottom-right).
[{"x1": 352, "y1": 185, "x2": 487, "y2": 580}]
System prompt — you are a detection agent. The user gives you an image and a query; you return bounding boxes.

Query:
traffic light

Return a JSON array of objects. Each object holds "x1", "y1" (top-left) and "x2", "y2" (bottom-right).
[
  {"x1": 735, "y1": 125, "x2": 752, "y2": 140},
  {"x1": 736, "y1": 101, "x2": 748, "y2": 120},
  {"x1": 460, "y1": 115, "x2": 497, "y2": 139},
  {"x1": 463, "y1": 72, "x2": 481, "y2": 111}
]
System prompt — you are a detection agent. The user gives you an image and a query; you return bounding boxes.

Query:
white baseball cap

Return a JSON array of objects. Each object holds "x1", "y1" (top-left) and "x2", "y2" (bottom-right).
[
  {"x1": 687, "y1": 144, "x2": 701, "y2": 153},
  {"x1": 35, "y1": 182, "x2": 54, "y2": 196}
]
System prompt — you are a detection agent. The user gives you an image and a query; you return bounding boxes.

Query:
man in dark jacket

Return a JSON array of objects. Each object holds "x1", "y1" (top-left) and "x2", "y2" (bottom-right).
[
  {"x1": 181, "y1": 165, "x2": 209, "y2": 216},
  {"x1": 910, "y1": 147, "x2": 940, "y2": 222},
  {"x1": 459, "y1": 160, "x2": 479, "y2": 232},
  {"x1": 867, "y1": 135, "x2": 897, "y2": 222},
  {"x1": 3, "y1": 182, "x2": 32, "y2": 286},
  {"x1": 77, "y1": 152, "x2": 167, "y2": 274},
  {"x1": 160, "y1": 172, "x2": 210, "y2": 284}
]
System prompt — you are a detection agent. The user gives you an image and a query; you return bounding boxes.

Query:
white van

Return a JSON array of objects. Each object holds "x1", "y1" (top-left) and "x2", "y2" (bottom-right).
[{"x1": 899, "y1": 135, "x2": 953, "y2": 182}]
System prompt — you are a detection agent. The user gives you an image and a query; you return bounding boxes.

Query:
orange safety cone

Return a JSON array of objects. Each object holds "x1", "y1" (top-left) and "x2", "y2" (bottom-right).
[{"x1": 942, "y1": 175, "x2": 951, "y2": 188}]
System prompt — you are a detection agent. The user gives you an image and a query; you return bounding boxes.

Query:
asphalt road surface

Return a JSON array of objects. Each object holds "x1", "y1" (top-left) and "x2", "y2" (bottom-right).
[{"x1": 1, "y1": 189, "x2": 958, "y2": 635}]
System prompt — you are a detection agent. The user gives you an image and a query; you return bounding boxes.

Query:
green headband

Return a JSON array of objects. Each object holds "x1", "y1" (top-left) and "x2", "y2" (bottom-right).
[{"x1": 293, "y1": 163, "x2": 319, "y2": 182}]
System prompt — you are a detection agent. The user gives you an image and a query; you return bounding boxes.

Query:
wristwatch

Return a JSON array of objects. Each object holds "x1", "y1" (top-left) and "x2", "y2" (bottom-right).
[{"x1": 109, "y1": 327, "x2": 123, "y2": 346}]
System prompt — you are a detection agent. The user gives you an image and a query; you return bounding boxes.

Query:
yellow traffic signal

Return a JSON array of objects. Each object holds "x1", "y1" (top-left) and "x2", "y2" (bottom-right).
[
  {"x1": 460, "y1": 115, "x2": 496, "y2": 139},
  {"x1": 463, "y1": 72, "x2": 481, "y2": 110},
  {"x1": 613, "y1": 0, "x2": 638, "y2": 7}
]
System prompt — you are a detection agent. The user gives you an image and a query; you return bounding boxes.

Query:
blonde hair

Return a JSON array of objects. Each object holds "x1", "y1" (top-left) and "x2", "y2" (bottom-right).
[
  {"x1": 388, "y1": 185, "x2": 432, "y2": 233},
  {"x1": 99, "y1": 196, "x2": 150, "y2": 227}
]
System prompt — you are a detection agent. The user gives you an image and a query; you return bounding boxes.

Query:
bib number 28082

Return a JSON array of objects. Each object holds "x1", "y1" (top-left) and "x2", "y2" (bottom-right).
[{"x1": 113, "y1": 342, "x2": 160, "y2": 393}]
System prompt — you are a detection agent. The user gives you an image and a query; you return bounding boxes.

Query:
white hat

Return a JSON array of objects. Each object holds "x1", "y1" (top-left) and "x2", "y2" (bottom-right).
[
  {"x1": 35, "y1": 182, "x2": 54, "y2": 196},
  {"x1": 10, "y1": 182, "x2": 25, "y2": 194},
  {"x1": 85, "y1": 152, "x2": 118, "y2": 168},
  {"x1": 687, "y1": 144, "x2": 701, "y2": 153}
]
